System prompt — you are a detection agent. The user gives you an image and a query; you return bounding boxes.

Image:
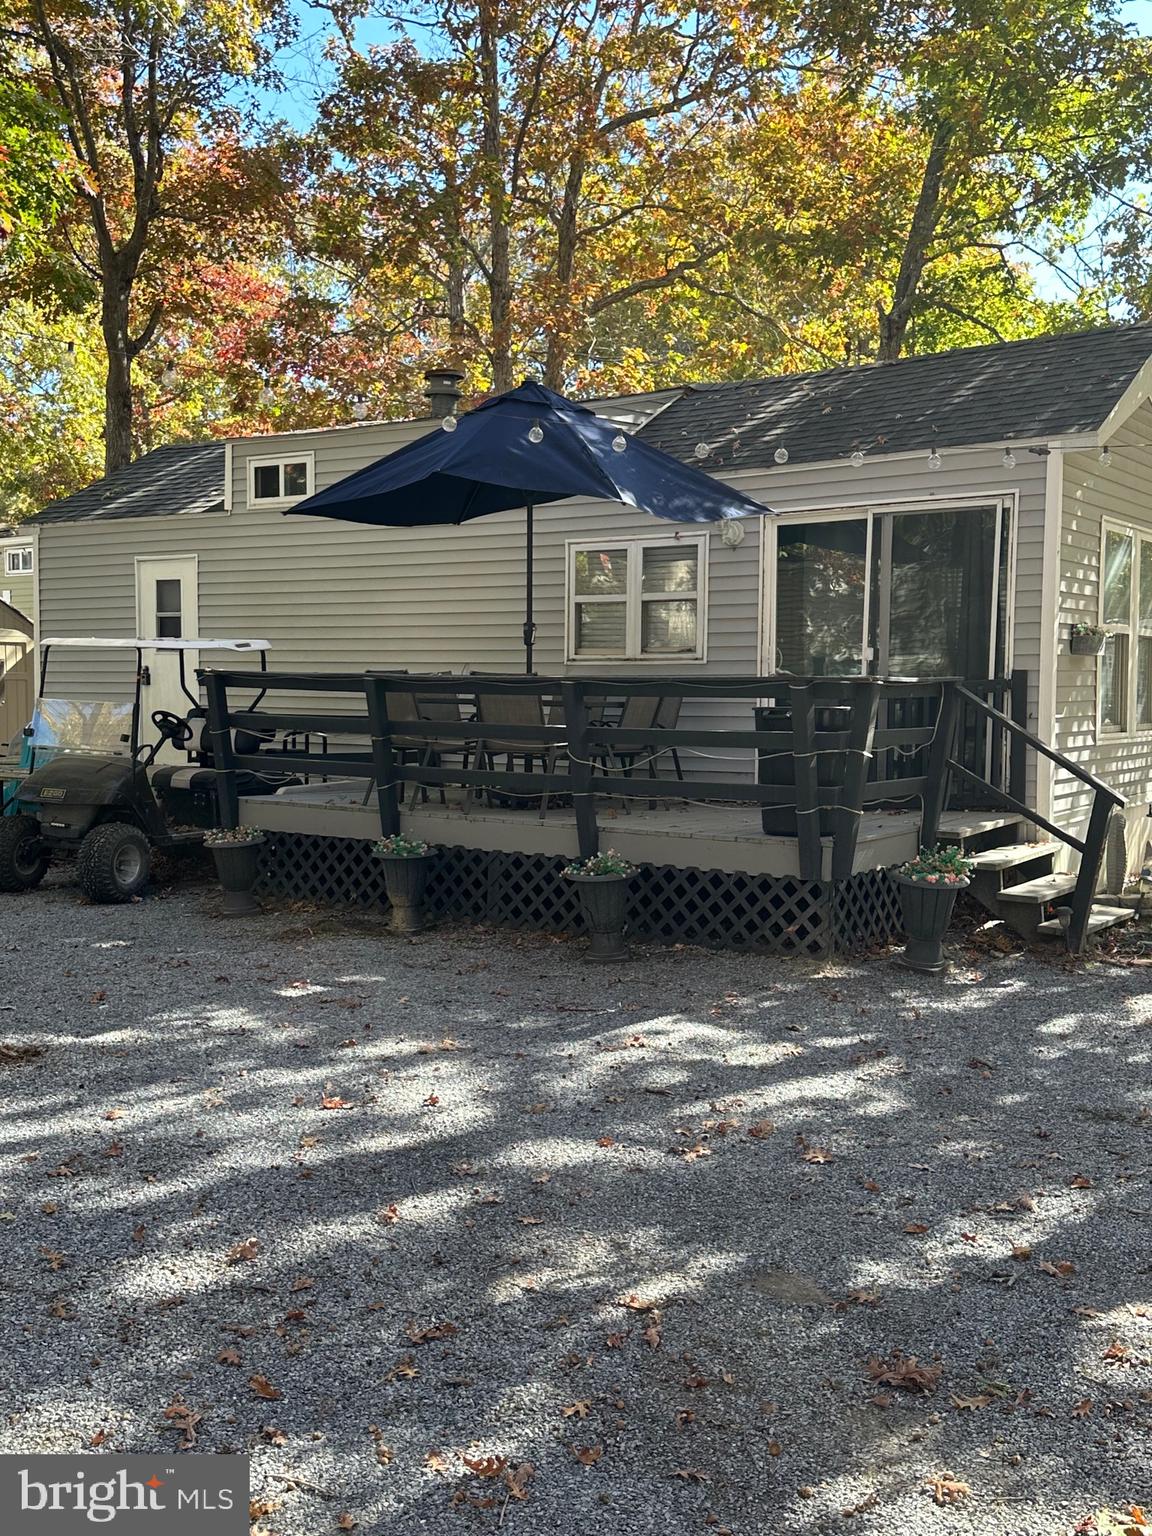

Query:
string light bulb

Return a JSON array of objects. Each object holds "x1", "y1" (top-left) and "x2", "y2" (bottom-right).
[
  {"x1": 611, "y1": 433, "x2": 627, "y2": 453},
  {"x1": 351, "y1": 395, "x2": 368, "y2": 421},
  {"x1": 528, "y1": 421, "x2": 544, "y2": 443},
  {"x1": 258, "y1": 379, "x2": 275, "y2": 407},
  {"x1": 849, "y1": 450, "x2": 865, "y2": 468},
  {"x1": 1002, "y1": 447, "x2": 1016, "y2": 469},
  {"x1": 160, "y1": 361, "x2": 177, "y2": 390},
  {"x1": 1099, "y1": 446, "x2": 1112, "y2": 467},
  {"x1": 927, "y1": 447, "x2": 942, "y2": 471},
  {"x1": 694, "y1": 442, "x2": 710, "y2": 459},
  {"x1": 773, "y1": 446, "x2": 789, "y2": 465},
  {"x1": 441, "y1": 414, "x2": 458, "y2": 432}
]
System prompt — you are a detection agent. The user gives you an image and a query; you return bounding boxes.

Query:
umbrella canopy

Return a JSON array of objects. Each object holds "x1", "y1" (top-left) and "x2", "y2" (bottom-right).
[
  {"x1": 285, "y1": 380, "x2": 772, "y2": 527},
  {"x1": 285, "y1": 380, "x2": 773, "y2": 670}
]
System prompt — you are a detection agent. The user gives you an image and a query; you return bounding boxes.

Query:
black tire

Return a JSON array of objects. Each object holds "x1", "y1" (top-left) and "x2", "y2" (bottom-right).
[
  {"x1": 76, "y1": 824, "x2": 151, "y2": 904},
  {"x1": 0, "y1": 814, "x2": 49, "y2": 892}
]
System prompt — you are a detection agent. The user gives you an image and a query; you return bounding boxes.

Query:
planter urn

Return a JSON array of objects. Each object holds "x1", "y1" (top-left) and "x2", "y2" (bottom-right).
[
  {"x1": 894, "y1": 873, "x2": 969, "y2": 974},
  {"x1": 374, "y1": 852, "x2": 434, "y2": 934},
  {"x1": 1070, "y1": 633, "x2": 1107, "y2": 656},
  {"x1": 567, "y1": 872, "x2": 631, "y2": 962},
  {"x1": 209, "y1": 834, "x2": 265, "y2": 916}
]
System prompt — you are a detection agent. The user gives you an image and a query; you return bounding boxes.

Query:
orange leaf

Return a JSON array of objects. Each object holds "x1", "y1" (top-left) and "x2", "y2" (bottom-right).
[
  {"x1": 572, "y1": 1445, "x2": 602, "y2": 1466},
  {"x1": 463, "y1": 1455, "x2": 507, "y2": 1479},
  {"x1": 248, "y1": 1374, "x2": 282, "y2": 1401}
]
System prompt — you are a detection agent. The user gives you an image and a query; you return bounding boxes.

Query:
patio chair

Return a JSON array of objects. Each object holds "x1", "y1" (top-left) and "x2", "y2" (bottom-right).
[
  {"x1": 470, "y1": 691, "x2": 549, "y2": 810},
  {"x1": 595, "y1": 695, "x2": 666, "y2": 812}
]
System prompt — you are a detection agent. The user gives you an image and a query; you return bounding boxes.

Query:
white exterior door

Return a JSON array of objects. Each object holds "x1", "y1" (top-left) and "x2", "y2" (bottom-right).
[{"x1": 135, "y1": 556, "x2": 199, "y2": 758}]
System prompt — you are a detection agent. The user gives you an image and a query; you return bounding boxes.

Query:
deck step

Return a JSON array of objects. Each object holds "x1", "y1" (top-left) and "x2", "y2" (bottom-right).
[
  {"x1": 967, "y1": 842, "x2": 1061, "y2": 872},
  {"x1": 997, "y1": 872, "x2": 1078, "y2": 905},
  {"x1": 1036, "y1": 906, "x2": 1136, "y2": 938}
]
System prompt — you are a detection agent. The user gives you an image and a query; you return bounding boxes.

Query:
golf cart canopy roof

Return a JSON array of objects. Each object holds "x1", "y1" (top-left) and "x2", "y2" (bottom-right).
[{"x1": 39, "y1": 638, "x2": 271, "y2": 651}]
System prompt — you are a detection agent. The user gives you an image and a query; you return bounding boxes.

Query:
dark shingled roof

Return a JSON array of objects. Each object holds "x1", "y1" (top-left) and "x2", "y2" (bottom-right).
[
  {"x1": 638, "y1": 325, "x2": 1152, "y2": 469},
  {"x1": 28, "y1": 441, "x2": 224, "y2": 525}
]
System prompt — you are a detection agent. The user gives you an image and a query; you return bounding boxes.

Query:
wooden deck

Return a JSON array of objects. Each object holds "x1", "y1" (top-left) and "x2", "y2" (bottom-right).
[{"x1": 239, "y1": 781, "x2": 1019, "y2": 880}]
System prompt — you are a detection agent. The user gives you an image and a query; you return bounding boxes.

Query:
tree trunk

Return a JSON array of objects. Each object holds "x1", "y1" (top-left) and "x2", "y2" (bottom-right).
[
  {"x1": 543, "y1": 152, "x2": 587, "y2": 389},
  {"x1": 877, "y1": 122, "x2": 954, "y2": 363},
  {"x1": 101, "y1": 279, "x2": 134, "y2": 474},
  {"x1": 477, "y1": 1, "x2": 513, "y2": 391}
]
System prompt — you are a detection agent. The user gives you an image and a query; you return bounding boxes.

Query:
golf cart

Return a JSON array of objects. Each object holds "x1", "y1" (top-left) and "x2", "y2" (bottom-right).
[{"x1": 0, "y1": 637, "x2": 290, "y2": 902}]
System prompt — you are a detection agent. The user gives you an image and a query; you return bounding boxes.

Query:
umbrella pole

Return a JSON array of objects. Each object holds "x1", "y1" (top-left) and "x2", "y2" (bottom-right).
[{"x1": 523, "y1": 503, "x2": 535, "y2": 673}]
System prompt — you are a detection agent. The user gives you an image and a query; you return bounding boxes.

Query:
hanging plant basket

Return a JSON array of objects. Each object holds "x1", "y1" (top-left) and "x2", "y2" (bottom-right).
[{"x1": 1070, "y1": 629, "x2": 1108, "y2": 656}]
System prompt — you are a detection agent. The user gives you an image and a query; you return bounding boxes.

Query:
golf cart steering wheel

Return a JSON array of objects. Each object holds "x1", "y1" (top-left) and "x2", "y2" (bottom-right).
[{"x1": 150, "y1": 710, "x2": 193, "y2": 749}]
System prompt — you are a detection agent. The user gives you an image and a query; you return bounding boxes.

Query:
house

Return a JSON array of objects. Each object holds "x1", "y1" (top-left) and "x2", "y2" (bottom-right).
[
  {"x1": 21, "y1": 325, "x2": 1152, "y2": 926},
  {"x1": 0, "y1": 527, "x2": 36, "y2": 623}
]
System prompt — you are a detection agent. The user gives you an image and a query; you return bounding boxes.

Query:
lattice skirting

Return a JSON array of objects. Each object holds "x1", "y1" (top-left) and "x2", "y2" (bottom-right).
[{"x1": 256, "y1": 834, "x2": 904, "y2": 956}]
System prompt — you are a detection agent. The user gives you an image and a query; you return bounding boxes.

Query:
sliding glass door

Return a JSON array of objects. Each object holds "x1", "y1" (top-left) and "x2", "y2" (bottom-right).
[{"x1": 771, "y1": 503, "x2": 1005, "y2": 682}]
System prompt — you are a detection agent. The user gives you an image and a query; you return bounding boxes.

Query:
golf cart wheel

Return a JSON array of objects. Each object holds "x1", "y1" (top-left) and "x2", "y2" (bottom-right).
[
  {"x1": 77, "y1": 824, "x2": 151, "y2": 904},
  {"x1": 0, "y1": 814, "x2": 49, "y2": 892}
]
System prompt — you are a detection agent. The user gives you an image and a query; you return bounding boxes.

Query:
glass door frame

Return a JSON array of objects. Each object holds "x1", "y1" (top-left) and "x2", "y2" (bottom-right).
[{"x1": 760, "y1": 495, "x2": 1014, "y2": 684}]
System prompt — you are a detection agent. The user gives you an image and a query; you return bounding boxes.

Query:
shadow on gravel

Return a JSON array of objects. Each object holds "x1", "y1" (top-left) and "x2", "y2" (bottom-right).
[{"x1": 0, "y1": 896, "x2": 1149, "y2": 1535}]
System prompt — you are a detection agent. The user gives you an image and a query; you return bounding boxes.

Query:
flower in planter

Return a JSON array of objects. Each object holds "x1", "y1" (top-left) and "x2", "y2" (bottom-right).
[
  {"x1": 204, "y1": 825, "x2": 264, "y2": 846},
  {"x1": 563, "y1": 848, "x2": 637, "y2": 879},
  {"x1": 1070, "y1": 623, "x2": 1110, "y2": 641},
  {"x1": 372, "y1": 834, "x2": 432, "y2": 858},
  {"x1": 897, "y1": 845, "x2": 973, "y2": 884}
]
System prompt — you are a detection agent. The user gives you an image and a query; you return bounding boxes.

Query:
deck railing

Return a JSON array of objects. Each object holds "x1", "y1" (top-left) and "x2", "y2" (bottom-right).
[{"x1": 199, "y1": 666, "x2": 1121, "y2": 951}]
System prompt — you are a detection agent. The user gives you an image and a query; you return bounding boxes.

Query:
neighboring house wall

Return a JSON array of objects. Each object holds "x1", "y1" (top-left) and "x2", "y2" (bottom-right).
[
  {"x1": 0, "y1": 536, "x2": 36, "y2": 620},
  {"x1": 1054, "y1": 399, "x2": 1152, "y2": 874}
]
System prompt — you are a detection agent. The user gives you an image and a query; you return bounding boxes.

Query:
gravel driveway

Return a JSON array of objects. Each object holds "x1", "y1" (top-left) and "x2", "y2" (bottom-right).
[{"x1": 0, "y1": 875, "x2": 1149, "y2": 1536}]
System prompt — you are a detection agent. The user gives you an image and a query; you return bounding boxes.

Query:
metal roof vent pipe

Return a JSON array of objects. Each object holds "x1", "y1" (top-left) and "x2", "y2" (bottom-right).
[{"x1": 424, "y1": 367, "x2": 465, "y2": 419}]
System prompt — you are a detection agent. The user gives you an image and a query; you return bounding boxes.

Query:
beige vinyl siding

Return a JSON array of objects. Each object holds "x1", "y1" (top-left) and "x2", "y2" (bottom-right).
[
  {"x1": 0, "y1": 538, "x2": 36, "y2": 621},
  {"x1": 1054, "y1": 401, "x2": 1152, "y2": 871},
  {"x1": 37, "y1": 424, "x2": 1045, "y2": 787}
]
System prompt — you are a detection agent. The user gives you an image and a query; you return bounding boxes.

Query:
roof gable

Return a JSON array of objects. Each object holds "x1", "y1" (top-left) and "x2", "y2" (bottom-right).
[
  {"x1": 28, "y1": 441, "x2": 224, "y2": 525},
  {"x1": 638, "y1": 325, "x2": 1152, "y2": 470}
]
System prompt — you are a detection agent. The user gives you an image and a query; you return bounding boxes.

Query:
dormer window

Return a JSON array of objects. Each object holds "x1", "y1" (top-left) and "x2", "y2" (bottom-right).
[{"x1": 247, "y1": 454, "x2": 314, "y2": 507}]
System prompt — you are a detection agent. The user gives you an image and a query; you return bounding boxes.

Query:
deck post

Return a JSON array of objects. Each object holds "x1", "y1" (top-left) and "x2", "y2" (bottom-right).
[
  {"x1": 203, "y1": 670, "x2": 240, "y2": 830},
  {"x1": 1066, "y1": 791, "x2": 1111, "y2": 954},
  {"x1": 561, "y1": 679, "x2": 599, "y2": 860},
  {"x1": 789, "y1": 682, "x2": 823, "y2": 882},
  {"x1": 364, "y1": 674, "x2": 401, "y2": 838},
  {"x1": 920, "y1": 680, "x2": 960, "y2": 850},
  {"x1": 1009, "y1": 670, "x2": 1029, "y2": 804},
  {"x1": 830, "y1": 679, "x2": 879, "y2": 882}
]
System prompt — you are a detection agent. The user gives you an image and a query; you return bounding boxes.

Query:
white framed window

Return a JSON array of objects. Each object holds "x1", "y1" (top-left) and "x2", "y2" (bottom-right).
[
  {"x1": 566, "y1": 535, "x2": 707, "y2": 661},
  {"x1": 246, "y1": 452, "x2": 314, "y2": 507},
  {"x1": 4, "y1": 546, "x2": 33, "y2": 574},
  {"x1": 1098, "y1": 521, "x2": 1152, "y2": 735}
]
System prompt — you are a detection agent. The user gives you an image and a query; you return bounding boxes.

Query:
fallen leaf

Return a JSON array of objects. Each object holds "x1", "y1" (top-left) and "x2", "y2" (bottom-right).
[
  {"x1": 1073, "y1": 1399, "x2": 1094, "y2": 1417},
  {"x1": 1070, "y1": 1175, "x2": 1093, "y2": 1189},
  {"x1": 562, "y1": 1401, "x2": 591, "y2": 1419},
  {"x1": 424, "y1": 1451, "x2": 450, "y2": 1474},
  {"x1": 503, "y1": 1463, "x2": 534, "y2": 1501},
  {"x1": 926, "y1": 1473, "x2": 971, "y2": 1506},
  {"x1": 605, "y1": 1331, "x2": 629, "y2": 1348},
  {"x1": 321, "y1": 1094, "x2": 351, "y2": 1110},
  {"x1": 904, "y1": 1222, "x2": 929, "y2": 1235},
  {"x1": 596, "y1": 1136, "x2": 615, "y2": 1148},
  {"x1": 748, "y1": 1120, "x2": 776, "y2": 1139},
  {"x1": 672, "y1": 1468, "x2": 710, "y2": 1482},
  {"x1": 405, "y1": 1320, "x2": 458, "y2": 1345},
  {"x1": 950, "y1": 1394, "x2": 991, "y2": 1411},
  {"x1": 161, "y1": 1397, "x2": 202, "y2": 1448},
  {"x1": 260, "y1": 1426, "x2": 287, "y2": 1445},
  {"x1": 1039, "y1": 1259, "x2": 1077, "y2": 1279},
  {"x1": 683, "y1": 1375, "x2": 710, "y2": 1391},
  {"x1": 572, "y1": 1445, "x2": 602, "y2": 1466},
  {"x1": 216, "y1": 1347, "x2": 242, "y2": 1366},
  {"x1": 1011, "y1": 1244, "x2": 1032, "y2": 1262},
  {"x1": 866, "y1": 1350, "x2": 942, "y2": 1393},
  {"x1": 226, "y1": 1239, "x2": 259, "y2": 1265},
  {"x1": 675, "y1": 1409, "x2": 695, "y2": 1429},
  {"x1": 289, "y1": 1276, "x2": 314, "y2": 1292},
  {"x1": 384, "y1": 1355, "x2": 418, "y2": 1382},
  {"x1": 89, "y1": 1428, "x2": 108, "y2": 1447},
  {"x1": 1102, "y1": 1341, "x2": 1132, "y2": 1364},
  {"x1": 336, "y1": 1513, "x2": 357, "y2": 1530},
  {"x1": 248, "y1": 1374, "x2": 282, "y2": 1401},
  {"x1": 463, "y1": 1455, "x2": 507, "y2": 1479}
]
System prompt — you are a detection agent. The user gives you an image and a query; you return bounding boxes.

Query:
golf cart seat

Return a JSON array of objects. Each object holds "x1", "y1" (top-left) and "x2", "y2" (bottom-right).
[{"x1": 151, "y1": 716, "x2": 301, "y2": 809}]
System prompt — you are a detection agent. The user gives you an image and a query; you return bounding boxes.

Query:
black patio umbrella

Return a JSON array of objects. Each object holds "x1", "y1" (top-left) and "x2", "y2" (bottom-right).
[{"x1": 285, "y1": 380, "x2": 772, "y2": 671}]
